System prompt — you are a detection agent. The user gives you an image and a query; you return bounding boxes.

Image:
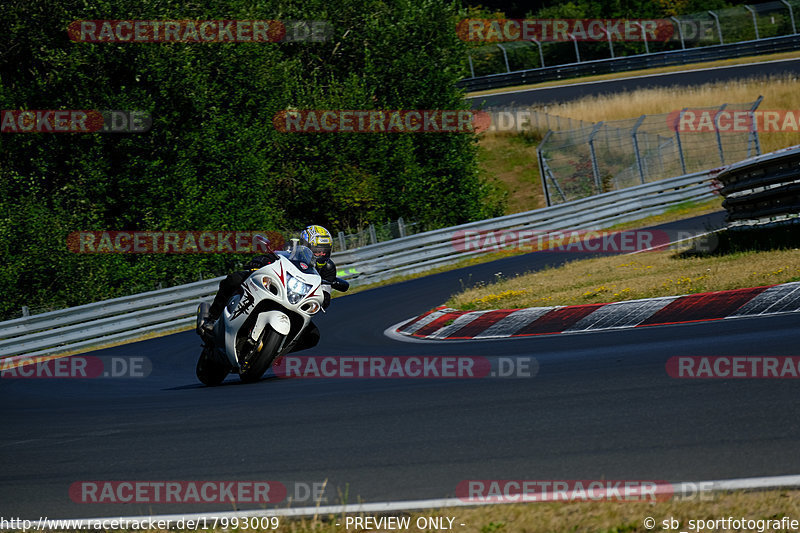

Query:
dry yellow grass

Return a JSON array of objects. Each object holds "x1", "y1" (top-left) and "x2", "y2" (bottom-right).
[
  {"x1": 448, "y1": 247, "x2": 800, "y2": 311},
  {"x1": 543, "y1": 75, "x2": 800, "y2": 154},
  {"x1": 407, "y1": 490, "x2": 800, "y2": 533},
  {"x1": 478, "y1": 74, "x2": 800, "y2": 214}
]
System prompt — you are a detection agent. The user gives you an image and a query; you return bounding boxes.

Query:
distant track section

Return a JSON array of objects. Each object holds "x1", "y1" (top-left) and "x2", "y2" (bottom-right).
[{"x1": 467, "y1": 57, "x2": 800, "y2": 107}]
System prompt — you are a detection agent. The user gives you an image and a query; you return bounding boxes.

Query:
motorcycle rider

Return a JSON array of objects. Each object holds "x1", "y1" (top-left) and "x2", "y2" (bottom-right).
[{"x1": 199, "y1": 224, "x2": 348, "y2": 351}]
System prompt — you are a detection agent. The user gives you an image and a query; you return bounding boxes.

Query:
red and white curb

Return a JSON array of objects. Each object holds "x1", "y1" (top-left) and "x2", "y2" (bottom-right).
[{"x1": 388, "y1": 282, "x2": 800, "y2": 341}]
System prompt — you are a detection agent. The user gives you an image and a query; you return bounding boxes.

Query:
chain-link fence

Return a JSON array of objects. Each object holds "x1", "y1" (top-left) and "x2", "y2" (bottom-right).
[
  {"x1": 536, "y1": 98, "x2": 763, "y2": 205},
  {"x1": 333, "y1": 218, "x2": 424, "y2": 251},
  {"x1": 253, "y1": 219, "x2": 424, "y2": 252},
  {"x1": 467, "y1": 0, "x2": 800, "y2": 77}
]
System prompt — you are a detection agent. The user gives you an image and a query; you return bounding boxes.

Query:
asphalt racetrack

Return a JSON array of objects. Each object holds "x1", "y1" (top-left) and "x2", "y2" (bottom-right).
[
  {"x1": 467, "y1": 57, "x2": 800, "y2": 107},
  {"x1": 3, "y1": 212, "x2": 800, "y2": 519}
]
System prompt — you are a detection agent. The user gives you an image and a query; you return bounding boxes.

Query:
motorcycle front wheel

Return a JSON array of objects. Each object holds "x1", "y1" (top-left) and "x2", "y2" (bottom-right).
[{"x1": 239, "y1": 328, "x2": 285, "y2": 383}]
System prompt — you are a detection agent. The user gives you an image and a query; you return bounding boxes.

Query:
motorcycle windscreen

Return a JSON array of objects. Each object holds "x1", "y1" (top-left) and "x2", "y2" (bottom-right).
[{"x1": 286, "y1": 244, "x2": 318, "y2": 274}]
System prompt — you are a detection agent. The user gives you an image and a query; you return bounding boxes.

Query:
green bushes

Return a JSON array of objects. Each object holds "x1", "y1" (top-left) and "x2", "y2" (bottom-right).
[{"x1": 0, "y1": 0, "x2": 505, "y2": 318}]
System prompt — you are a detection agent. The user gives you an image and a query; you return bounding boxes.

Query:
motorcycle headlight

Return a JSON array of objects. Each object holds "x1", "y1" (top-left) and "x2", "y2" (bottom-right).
[{"x1": 286, "y1": 274, "x2": 312, "y2": 304}]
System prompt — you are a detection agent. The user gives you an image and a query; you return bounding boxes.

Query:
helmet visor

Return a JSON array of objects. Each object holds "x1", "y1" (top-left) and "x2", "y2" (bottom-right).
[{"x1": 309, "y1": 244, "x2": 331, "y2": 265}]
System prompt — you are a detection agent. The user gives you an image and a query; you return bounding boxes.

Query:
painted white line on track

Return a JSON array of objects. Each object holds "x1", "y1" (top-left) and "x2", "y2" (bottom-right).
[
  {"x1": 630, "y1": 229, "x2": 718, "y2": 254},
  {"x1": 59, "y1": 474, "x2": 800, "y2": 525}
]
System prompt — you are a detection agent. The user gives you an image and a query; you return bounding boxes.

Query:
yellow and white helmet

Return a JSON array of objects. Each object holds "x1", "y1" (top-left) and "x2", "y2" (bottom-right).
[{"x1": 299, "y1": 224, "x2": 333, "y2": 267}]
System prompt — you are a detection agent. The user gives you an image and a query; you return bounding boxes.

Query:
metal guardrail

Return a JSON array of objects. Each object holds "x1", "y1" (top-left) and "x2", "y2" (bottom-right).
[
  {"x1": 717, "y1": 144, "x2": 800, "y2": 226},
  {"x1": 0, "y1": 164, "x2": 727, "y2": 361},
  {"x1": 0, "y1": 278, "x2": 221, "y2": 360},
  {"x1": 336, "y1": 169, "x2": 717, "y2": 285},
  {"x1": 459, "y1": 34, "x2": 800, "y2": 93}
]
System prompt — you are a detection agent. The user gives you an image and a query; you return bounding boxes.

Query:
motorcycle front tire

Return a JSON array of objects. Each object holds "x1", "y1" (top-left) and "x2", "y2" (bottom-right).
[{"x1": 239, "y1": 328, "x2": 284, "y2": 383}]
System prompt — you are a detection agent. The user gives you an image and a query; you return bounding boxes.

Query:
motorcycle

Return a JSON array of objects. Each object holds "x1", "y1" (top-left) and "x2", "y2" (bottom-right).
[{"x1": 195, "y1": 241, "x2": 344, "y2": 386}]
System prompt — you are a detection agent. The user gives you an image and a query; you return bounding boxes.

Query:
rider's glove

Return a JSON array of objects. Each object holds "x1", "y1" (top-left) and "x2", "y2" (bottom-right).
[
  {"x1": 246, "y1": 253, "x2": 278, "y2": 271},
  {"x1": 331, "y1": 278, "x2": 349, "y2": 292}
]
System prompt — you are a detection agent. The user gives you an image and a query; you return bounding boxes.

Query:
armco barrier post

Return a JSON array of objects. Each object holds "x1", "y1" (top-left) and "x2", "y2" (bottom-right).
[
  {"x1": 369, "y1": 224, "x2": 378, "y2": 245},
  {"x1": 745, "y1": 5, "x2": 760, "y2": 40},
  {"x1": 531, "y1": 38, "x2": 545, "y2": 67},
  {"x1": 601, "y1": 27, "x2": 615, "y2": 58},
  {"x1": 635, "y1": 22, "x2": 650, "y2": 54},
  {"x1": 568, "y1": 33, "x2": 581, "y2": 62},
  {"x1": 675, "y1": 109, "x2": 688, "y2": 175},
  {"x1": 632, "y1": 115, "x2": 647, "y2": 184},
  {"x1": 748, "y1": 96, "x2": 764, "y2": 157},
  {"x1": 543, "y1": 159, "x2": 567, "y2": 204},
  {"x1": 537, "y1": 131, "x2": 553, "y2": 206},
  {"x1": 714, "y1": 103, "x2": 728, "y2": 165},
  {"x1": 588, "y1": 122, "x2": 604, "y2": 194},
  {"x1": 781, "y1": 0, "x2": 797, "y2": 34},
  {"x1": 497, "y1": 44, "x2": 510, "y2": 73},
  {"x1": 709, "y1": 11, "x2": 724, "y2": 44},
  {"x1": 671, "y1": 17, "x2": 686, "y2": 48}
]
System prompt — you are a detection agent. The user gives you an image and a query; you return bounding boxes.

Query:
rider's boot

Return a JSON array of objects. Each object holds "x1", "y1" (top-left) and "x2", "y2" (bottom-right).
[
  {"x1": 200, "y1": 301, "x2": 224, "y2": 342},
  {"x1": 199, "y1": 319, "x2": 215, "y2": 342}
]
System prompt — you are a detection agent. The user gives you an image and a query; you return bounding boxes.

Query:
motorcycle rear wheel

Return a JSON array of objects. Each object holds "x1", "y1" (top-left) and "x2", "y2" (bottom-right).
[
  {"x1": 196, "y1": 345, "x2": 229, "y2": 386},
  {"x1": 239, "y1": 328, "x2": 284, "y2": 383}
]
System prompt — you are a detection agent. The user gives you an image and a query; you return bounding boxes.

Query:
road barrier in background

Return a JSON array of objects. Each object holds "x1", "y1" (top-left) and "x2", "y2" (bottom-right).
[
  {"x1": 717, "y1": 144, "x2": 800, "y2": 227},
  {"x1": 11, "y1": 145, "x2": 800, "y2": 359},
  {"x1": 464, "y1": 1, "x2": 800, "y2": 80},
  {"x1": 0, "y1": 160, "x2": 731, "y2": 360},
  {"x1": 460, "y1": 34, "x2": 800, "y2": 92}
]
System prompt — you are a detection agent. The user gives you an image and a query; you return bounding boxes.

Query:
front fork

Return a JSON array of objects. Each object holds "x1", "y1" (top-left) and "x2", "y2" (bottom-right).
[{"x1": 236, "y1": 311, "x2": 292, "y2": 372}]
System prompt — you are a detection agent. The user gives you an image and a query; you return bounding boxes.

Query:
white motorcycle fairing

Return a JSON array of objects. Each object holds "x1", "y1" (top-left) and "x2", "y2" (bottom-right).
[{"x1": 196, "y1": 244, "x2": 325, "y2": 385}]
